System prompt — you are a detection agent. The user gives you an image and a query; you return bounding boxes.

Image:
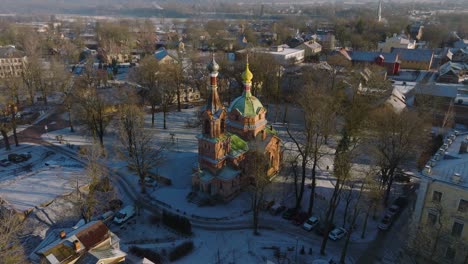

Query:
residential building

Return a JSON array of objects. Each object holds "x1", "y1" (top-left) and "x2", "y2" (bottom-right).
[
  {"x1": 237, "y1": 45, "x2": 304, "y2": 65},
  {"x1": 191, "y1": 56, "x2": 281, "y2": 202},
  {"x1": 32, "y1": 220, "x2": 126, "y2": 264},
  {"x1": 296, "y1": 40, "x2": 322, "y2": 59},
  {"x1": 391, "y1": 48, "x2": 434, "y2": 70},
  {"x1": 453, "y1": 39, "x2": 468, "y2": 49},
  {"x1": 411, "y1": 130, "x2": 468, "y2": 264},
  {"x1": 0, "y1": 45, "x2": 27, "y2": 78},
  {"x1": 378, "y1": 33, "x2": 416, "y2": 53},
  {"x1": 409, "y1": 22, "x2": 424, "y2": 40},
  {"x1": 154, "y1": 47, "x2": 178, "y2": 64},
  {"x1": 438, "y1": 62, "x2": 468, "y2": 83},
  {"x1": 452, "y1": 48, "x2": 468, "y2": 63},
  {"x1": 313, "y1": 33, "x2": 336, "y2": 51},
  {"x1": 333, "y1": 49, "x2": 400, "y2": 75}
]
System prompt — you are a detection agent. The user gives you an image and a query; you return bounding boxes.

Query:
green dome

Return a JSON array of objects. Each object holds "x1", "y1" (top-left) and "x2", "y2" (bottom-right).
[{"x1": 228, "y1": 93, "x2": 264, "y2": 117}]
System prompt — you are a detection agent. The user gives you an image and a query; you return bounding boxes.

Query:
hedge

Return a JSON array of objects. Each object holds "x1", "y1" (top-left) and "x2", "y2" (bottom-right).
[
  {"x1": 162, "y1": 210, "x2": 192, "y2": 235},
  {"x1": 169, "y1": 241, "x2": 194, "y2": 261}
]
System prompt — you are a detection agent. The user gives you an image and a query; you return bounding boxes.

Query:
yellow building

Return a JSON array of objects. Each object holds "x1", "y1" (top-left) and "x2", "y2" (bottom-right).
[
  {"x1": 411, "y1": 130, "x2": 468, "y2": 263},
  {"x1": 0, "y1": 45, "x2": 27, "y2": 78}
]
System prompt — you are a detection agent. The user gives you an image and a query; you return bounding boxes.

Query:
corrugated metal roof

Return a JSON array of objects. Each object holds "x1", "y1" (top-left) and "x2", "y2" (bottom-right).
[
  {"x1": 391, "y1": 48, "x2": 433, "y2": 62},
  {"x1": 349, "y1": 51, "x2": 398, "y2": 63}
]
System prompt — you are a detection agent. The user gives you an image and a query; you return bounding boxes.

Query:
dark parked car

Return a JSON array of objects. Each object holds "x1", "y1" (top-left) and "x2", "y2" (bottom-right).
[
  {"x1": 8, "y1": 154, "x2": 25, "y2": 163},
  {"x1": 269, "y1": 204, "x2": 286, "y2": 215},
  {"x1": 292, "y1": 212, "x2": 309, "y2": 226},
  {"x1": 19, "y1": 153, "x2": 32, "y2": 161},
  {"x1": 394, "y1": 172, "x2": 411, "y2": 183},
  {"x1": 282, "y1": 208, "x2": 299, "y2": 220},
  {"x1": 378, "y1": 214, "x2": 393, "y2": 231},
  {"x1": 0, "y1": 159, "x2": 11, "y2": 167}
]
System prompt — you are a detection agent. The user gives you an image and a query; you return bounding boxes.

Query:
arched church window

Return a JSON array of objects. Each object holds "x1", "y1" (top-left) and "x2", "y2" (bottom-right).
[
  {"x1": 221, "y1": 119, "x2": 225, "y2": 133},
  {"x1": 204, "y1": 120, "x2": 210, "y2": 135}
]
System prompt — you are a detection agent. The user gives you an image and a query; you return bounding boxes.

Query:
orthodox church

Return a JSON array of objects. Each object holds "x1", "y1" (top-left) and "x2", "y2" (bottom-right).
[{"x1": 191, "y1": 55, "x2": 282, "y2": 202}]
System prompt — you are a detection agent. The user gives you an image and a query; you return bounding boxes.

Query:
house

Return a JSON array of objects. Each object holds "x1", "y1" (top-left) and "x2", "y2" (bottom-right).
[
  {"x1": 409, "y1": 22, "x2": 424, "y2": 40},
  {"x1": 410, "y1": 130, "x2": 468, "y2": 263},
  {"x1": 191, "y1": 56, "x2": 281, "y2": 202},
  {"x1": 0, "y1": 45, "x2": 27, "y2": 78},
  {"x1": 312, "y1": 33, "x2": 335, "y2": 51},
  {"x1": 437, "y1": 62, "x2": 468, "y2": 83},
  {"x1": 390, "y1": 48, "x2": 434, "y2": 70},
  {"x1": 154, "y1": 47, "x2": 178, "y2": 64},
  {"x1": 453, "y1": 39, "x2": 468, "y2": 49},
  {"x1": 452, "y1": 48, "x2": 468, "y2": 63},
  {"x1": 378, "y1": 33, "x2": 416, "y2": 52},
  {"x1": 334, "y1": 49, "x2": 400, "y2": 75},
  {"x1": 296, "y1": 40, "x2": 322, "y2": 59},
  {"x1": 237, "y1": 45, "x2": 304, "y2": 65},
  {"x1": 32, "y1": 221, "x2": 126, "y2": 264}
]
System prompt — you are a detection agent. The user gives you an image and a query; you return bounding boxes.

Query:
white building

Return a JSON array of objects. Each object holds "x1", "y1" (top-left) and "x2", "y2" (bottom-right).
[
  {"x1": 0, "y1": 45, "x2": 27, "y2": 78},
  {"x1": 237, "y1": 45, "x2": 305, "y2": 65},
  {"x1": 378, "y1": 33, "x2": 416, "y2": 53}
]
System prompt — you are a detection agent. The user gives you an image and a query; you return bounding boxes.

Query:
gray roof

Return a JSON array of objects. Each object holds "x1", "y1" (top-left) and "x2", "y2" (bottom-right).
[
  {"x1": 0, "y1": 45, "x2": 25, "y2": 58},
  {"x1": 391, "y1": 48, "x2": 433, "y2": 62},
  {"x1": 349, "y1": 51, "x2": 398, "y2": 63}
]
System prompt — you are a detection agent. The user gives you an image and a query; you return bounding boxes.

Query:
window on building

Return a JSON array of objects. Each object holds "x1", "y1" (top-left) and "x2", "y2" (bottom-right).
[
  {"x1": 220, "y1": 119, "x2": 225, "y2": 133},
  {"x1": 427, "y1": 212, "x2": 437, "y2": 226},
  {"x1": 432, "y1": 191, "x2": 442, "y2": 203},
  {"x1": 445, "y1": 246, "x2": 456, "y2": 260},
  {"x1": 451, "y1": 221, "x2": 464, "y2": 237},
  {"x1": 458, "y1": 199, "x2": 468, "y2": 213}
]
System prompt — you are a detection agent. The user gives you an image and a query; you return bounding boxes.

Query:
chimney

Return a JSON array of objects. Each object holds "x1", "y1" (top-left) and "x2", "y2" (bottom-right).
[
  {"x1": 73, "y1": 240, "x2": 81, "y2": 252},
  {"x1": 452, "y1": 173, "x2": 462, "y2": 184},
  {"x1": 59, "y1": 230, "x2": 66, "y2": 239},
  {"x1": 460, "y1": 139, "x2": 468, "y2": 154}
]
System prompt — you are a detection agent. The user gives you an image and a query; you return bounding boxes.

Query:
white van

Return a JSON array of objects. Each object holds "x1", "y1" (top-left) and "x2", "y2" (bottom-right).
[{"x1": 113, "y1": 205, "x2": 136, "y2": 225}]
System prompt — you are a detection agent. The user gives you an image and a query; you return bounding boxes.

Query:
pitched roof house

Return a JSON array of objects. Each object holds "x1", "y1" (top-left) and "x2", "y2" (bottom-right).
[
  {"x1": 333, "y1": 49, "x2": 400, "y2": 75},
  {"x1": 390, "y1": 48, "x2": 434, "y2": 70},
  {"x1": 32, "y1": 221, "x2": 126, "y2": 264}
]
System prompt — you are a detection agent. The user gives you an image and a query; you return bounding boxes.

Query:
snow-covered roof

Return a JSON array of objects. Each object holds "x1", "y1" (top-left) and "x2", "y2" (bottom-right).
[{"x1": 422, "y1": 131, "x2": 468, "y2": 188}]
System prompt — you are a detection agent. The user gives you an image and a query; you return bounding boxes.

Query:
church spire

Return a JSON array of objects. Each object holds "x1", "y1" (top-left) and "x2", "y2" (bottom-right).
[
  {"x1": 241, "y1": 55, "x2": 253, "y2": 98},
  {"x1": 206, "y1": 53, "x2": 222, "y2": 113},
  {"x1": 377, "y1": 0, "x2": 382, "y2": 22}
]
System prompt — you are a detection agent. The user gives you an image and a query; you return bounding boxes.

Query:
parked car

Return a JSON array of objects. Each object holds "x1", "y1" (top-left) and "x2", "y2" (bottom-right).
[
  {"x1": 328, "y1": 227, "x2": 347, "y2": 241},
  {"x1": 303, "y1": 216, "x2": 320, "y2": 231},
  {"x1": 269, "y1": 204, "x2": 286, "y2": 216},
  {"x1": 315, "y1": 223, "x2": 336, "y2": 237},
  {"x1": 8, "y1": 153, "x2": 25, "y2": 163},
  {"x1": 394, "y1": 173, "x2": 411, "y2": 183},
  {"x1": 292, "y1": 212, "x2": 309, "y2": 226},
  {"x1": 0, "y1": 159, "x2": 11, "y2": 167},
  {"x1": 282, "y1": 208, "x2": 299, "y2": 220},
  {"x1": 113, "y1": 205, "x2": 136, "y2": 225},
  {"x1": 378, "y1": 214, "x2": 393, "y2": 231},
  {"x1": 387, "y1": 205, "x2": 400, "y2": 217},
  {"x1": 139, "y1": 177, "x2": 157, "y2": 188},
  {"x1": 99, "y1": 211, "x2": 115, "y2": 223},
  {"x1": 260, "y1": 200, "x2": 275, "y2": 211},
  {"x1": 19, "y1": 153, "x2": 32, "y2": 161}
]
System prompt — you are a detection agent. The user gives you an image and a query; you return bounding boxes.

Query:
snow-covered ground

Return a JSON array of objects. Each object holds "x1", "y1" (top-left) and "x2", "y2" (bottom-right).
[
  {"x1": 20, "y1": 104, "x2": 390, "y2": 263},
  {"x1": 0, "y1": 143, "x2": 85, "y2": 212}
]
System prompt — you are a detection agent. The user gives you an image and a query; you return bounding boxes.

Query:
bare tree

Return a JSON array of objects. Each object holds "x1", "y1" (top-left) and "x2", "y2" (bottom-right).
[
  {"x1": 244, "y1": 150, "x2": 272, "y2": 235},
  {"x1": 132, "y1": 56, "x2": 162, "y2": 127},
  {"x1": 0, "y1": 209, "x2": 26, "y2": 263},
  {"x1": 286, "y1": 86, "x2": 336, "y2": 213},
  {"x1": 73, "y1": 62, "x2": 112, "y2": 147},
  {"x1": 369, "y1": 107, "x2": 426, "y2": 206},
  {"x1": 117, "y1": 104, "x2": 163, "y2": 193}
]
